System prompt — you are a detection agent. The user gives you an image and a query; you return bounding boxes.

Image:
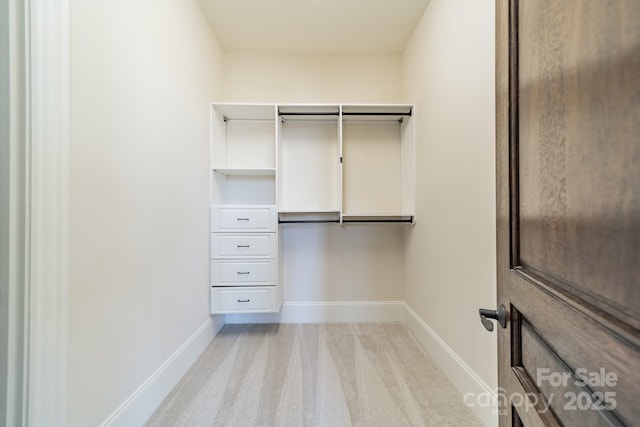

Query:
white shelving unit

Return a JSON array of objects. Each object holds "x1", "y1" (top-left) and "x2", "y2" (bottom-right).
[
  {"x1": 209, "y1": 104, "x2": 281, "y2": 314},
  {"x1": 209, "y1": 102, "x2": 415, "y2": 314},
  {"x1": 341, "y1": 104, "x2": 415, "y2": 223},
  {"x1": 277, "y1": 105, "x2": 341, "y2": 216}
]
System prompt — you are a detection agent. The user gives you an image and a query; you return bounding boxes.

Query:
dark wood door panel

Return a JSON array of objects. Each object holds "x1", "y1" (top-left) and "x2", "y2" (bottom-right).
[
  {"x1": 508, "y1": 366, "x2": 560, "y2": 427},
  {"x1": 520, "y1": 322, "x2": 621, "y2": 427},
  {"x1": 508, "y1": 273, "x2": 639, "y2": 426},
  {"x1": 497, "y1": 1, "x2": 640, "y2": 425},
  {"x1": 517, "y1": 0, "x2": 640, "y2": 327}
]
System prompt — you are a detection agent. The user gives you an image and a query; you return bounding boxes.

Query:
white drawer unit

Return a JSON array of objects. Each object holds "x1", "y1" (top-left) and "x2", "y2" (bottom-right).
[
  {"x1": 211, "y1": 206, "x2": 277, "y2": 232},
  {"x1": 211, "y1": 233, "x2": 277, "y2": 259},
  {"x1": 211, "y1": 260, "x2": 277, "y2": 286},
  {"x1": 209, "y1": 196, "x2": 279, "y2": 311},
  {"x1": 210, "y1": 287, "x2": 279, "y2": 313}
]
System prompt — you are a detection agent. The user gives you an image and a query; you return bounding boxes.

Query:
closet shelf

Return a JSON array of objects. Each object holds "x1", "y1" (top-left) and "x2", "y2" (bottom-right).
[
  {"x1": 341, "y1": 105, "x2": 412, "y2": 122},
  {"x1": 341, "y1": 214, "x2": 415, "y2": 224},
  {"x1": 278, "y1": 209, "x2": 340, "y2": 214},
  {"x1": 342, "y1": 112, "x2": 411, "y2": 116},
  {"x1": 212, "y1": 168, "x2": 276, "y2": 176},
  {"x1": 279, "y1": 112, "x2": 339, "y2": 117},
  {"x1": 279, "y1": 219, "x2": 340, "y2": 224},
  {"x1": 278, "y1": 210, "x2": 341, "y2": 224},
  {"x1": 277, "y1": 211, "x2": 415, "y2": 224},
  {"x1": 278, "y1": 105, "x2": 340, "y2": 122},
  {"x1": 342, "y1": 105, "x2": 412, "y2": 115}
]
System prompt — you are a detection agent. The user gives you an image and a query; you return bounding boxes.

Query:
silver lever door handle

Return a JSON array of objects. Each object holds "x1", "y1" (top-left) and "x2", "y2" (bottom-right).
[{"x1": 479, "y1": 304, "x2": 507, "y2": 331}]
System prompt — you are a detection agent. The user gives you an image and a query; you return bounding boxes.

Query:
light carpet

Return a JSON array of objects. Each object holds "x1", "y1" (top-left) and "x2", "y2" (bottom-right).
[{"x1": 145, "y1": 323, "x2": 483, "y2": 426}]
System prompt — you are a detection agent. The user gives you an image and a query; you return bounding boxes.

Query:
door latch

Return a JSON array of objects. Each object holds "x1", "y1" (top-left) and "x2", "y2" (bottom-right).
[{"x1": 479, "y1": 304, "x2": 507, "y2": 331}]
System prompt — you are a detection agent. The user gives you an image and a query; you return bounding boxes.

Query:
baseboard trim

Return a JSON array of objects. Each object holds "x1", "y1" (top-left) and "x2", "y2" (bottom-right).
[
  {"x1": 224, "y1": 300, "x2": 405, "y2": 324},
  {"x1": 100, "y1": 315, "x2": 225, "y2": 427},
  {"x1": 402, "y1": 304, "x2": 498, "y2": 427}
]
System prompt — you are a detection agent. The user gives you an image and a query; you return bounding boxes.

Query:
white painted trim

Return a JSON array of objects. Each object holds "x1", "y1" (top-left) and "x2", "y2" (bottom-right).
[
  {"x1": 402, "y1": 303, "x2": 498, "y2": 427},
  {"x1": 224, "y1": 300, "x2": 405, "y2": 324},
  {"x1": 24, "y1": 0, "x2": 69, "y2": 425},
  {"x1": 100, "y1": 315, "x2": 225, "y2": 427},
  {"x1": 2, "y1": 1, "x2": 28, "y2": 425}
]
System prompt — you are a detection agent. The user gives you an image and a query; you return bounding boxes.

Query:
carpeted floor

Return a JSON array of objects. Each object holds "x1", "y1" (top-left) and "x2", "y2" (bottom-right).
[{"x1": 145, "y1": 323, "x2": 483, "y2": 426}]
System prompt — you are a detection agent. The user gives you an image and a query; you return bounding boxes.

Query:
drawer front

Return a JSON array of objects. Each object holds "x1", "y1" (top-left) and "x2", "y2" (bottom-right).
[
  {"x1": 210, "y1": 287, "x2": 277, "y2": 313},
  {"x1": 211, "y1": 260, "x2": 277, "y2": 286},
  {"x1": 211, "y1": 206, "x2": 276, "y2": 232},
  {"x1": 211, "y1": 234, "x2": 277, "y2": 259}
]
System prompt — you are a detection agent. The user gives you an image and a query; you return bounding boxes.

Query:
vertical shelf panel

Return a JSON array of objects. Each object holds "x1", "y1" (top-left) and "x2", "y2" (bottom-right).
[{"x1": 400, "y1": 112, "x2": 416, "y2": 216}]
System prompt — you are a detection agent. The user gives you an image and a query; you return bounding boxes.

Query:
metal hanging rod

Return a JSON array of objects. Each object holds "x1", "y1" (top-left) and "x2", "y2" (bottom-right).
[
  {"x1": 279, "y1": 218, "x2": 414, "y2": 224},
  {"x1": 342, "y1": 111, "x2": 412, "y2": 117},
  {"x1": 342, "y1": 218, "x2": 414, "y2": 223},
  {"x1": 343, "y1": 118, "x2": 405, "y2": 124},
  {"x1": 279, "y1": 112, "x2": 411, "y2": 117},
  {"x1": 279, "y1": 219, "x2": 340, "y2": 224},
  {"x1": 223, "y1": 117, "x2": 274, "y2": 123},
  {"x1": 278, "y1": 112, "x2": 340, "y2": 116},
  {"x1": 280, "y1": 118, "x2": 337, "y2": 124}
]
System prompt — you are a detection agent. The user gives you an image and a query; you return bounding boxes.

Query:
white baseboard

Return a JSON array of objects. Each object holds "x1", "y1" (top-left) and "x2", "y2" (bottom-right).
[
  {"x1": 224, "y1": 300, "x2": 405, "y2": 324},
  {"x1": 100, "y1": 314, "x2": 225, "y2": 427},
  {"x1": 402, "y1": 304, "x2": 498, "y2": 427}
]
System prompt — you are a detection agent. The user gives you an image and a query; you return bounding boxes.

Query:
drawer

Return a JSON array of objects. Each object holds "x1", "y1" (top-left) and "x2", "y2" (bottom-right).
[
  {"x1": 211, "y1": 260, "x2": 277, "y2": 286},
  {"x1": 211, "y1": 233, "x2": 277, "y2": 259},
  {"x1": 211, "y1": 206, "x2": 277, "y2": 232},
  {"x1": 210, "y1": 287, "x2": 279, "y2": 313}
]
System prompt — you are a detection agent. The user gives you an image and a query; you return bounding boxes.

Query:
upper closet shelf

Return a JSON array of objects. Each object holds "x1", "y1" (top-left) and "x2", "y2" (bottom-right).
[
  {"x1": 342, "y1": 105, "x2": 412, "y2": 115},
  {"x1": 278, "y1": 105, "x2": 340, "y2": 121},
  {"x1": 212, "y1": 168, "x2": 276, "y2": 176},
  {"x1": 212, "y1": 103, "x2": 276, "y2": 121},
  {"x1": 342, "y1": 105, "x2": 413, "y2": 122},
  {"x1": 278, "y1": 211, "x2": 341, "y2": 224},
  {"x1": 341, "y1": 214, "x2": 415, "y2": 224}
]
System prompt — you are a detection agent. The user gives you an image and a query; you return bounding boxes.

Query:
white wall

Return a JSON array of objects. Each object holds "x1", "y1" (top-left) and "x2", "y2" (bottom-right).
[
  {"x1": 281, "y1": 224, "x2": 404, "y2": 302},
  {"x1": 223, "y1": 53, "x2": 405, "y2": 304},
  {"x1": 223, "y1": 52, "x2": 401, "y2": 104},
  {"x1": 68, "y1": 0, "x2": 223, "y2": 425},
  {"x1": 402, "y1": 0, "x2": 497, "y2": 395}
]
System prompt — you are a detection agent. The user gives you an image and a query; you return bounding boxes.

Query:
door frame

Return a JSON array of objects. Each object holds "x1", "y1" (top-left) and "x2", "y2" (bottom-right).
[
  {"x1": 26, "y1": 0, "x2": 69, "y2": 424},
  {"x1": 495, "y1": 0, "x2": 517, "y2": 424},
  {"x1": 2, "y1": 0, "x2": 69, "y2": 425}
]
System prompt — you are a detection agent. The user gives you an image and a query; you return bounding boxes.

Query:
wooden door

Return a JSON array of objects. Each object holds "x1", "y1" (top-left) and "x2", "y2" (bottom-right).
[{"x1": 495, "y1": 1, "x2": 640, "y2": 425}]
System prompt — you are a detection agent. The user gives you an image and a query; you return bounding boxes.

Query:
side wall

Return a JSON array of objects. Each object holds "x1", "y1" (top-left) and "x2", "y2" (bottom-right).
[
  {"x1": 401, "y1": 0, "x2": 498, "y2": 422},
  {"x1": 223, "y1": 53, "x2": 405, "y2": 309},
  {"x1": 68, "y1": 1, "x2": 223, "y2": 425}
]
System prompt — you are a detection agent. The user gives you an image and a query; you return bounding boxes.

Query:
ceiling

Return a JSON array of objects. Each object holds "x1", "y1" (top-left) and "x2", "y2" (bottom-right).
[{"x1": 196, "y1": 0, "x2": 431, "y2": 54}]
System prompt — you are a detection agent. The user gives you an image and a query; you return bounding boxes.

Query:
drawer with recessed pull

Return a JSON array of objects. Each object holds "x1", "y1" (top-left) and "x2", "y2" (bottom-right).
[
  {"x1": 211, "y1": 206, "x2": 277, "y2": 232},
  {"x1": 211, "y1": 233, "x2": 277, "y2": 259},
  {"x1": 210, "y1": 286, "x2": 278, "y2": 313},
  {"x1": 210, "y1": 260, "x2": 277, "y2": 286}
]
